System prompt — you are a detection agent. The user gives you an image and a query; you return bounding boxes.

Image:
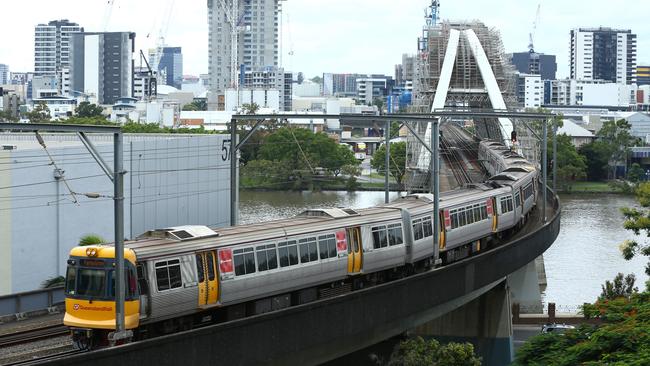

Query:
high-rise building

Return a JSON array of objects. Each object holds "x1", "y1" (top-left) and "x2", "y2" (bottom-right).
[
  {"x1": 511, "y1": 52, "x2": 557, "y2": 80},
  {"x1": 570, "y1": 27, "x2": 637, "y2": 84},
  {"x1": 149, "y1": 46, "x2": 183, "y2": 89},
  {"x1": 0, "y1": 64, "x2": 8, "y2": 85},
  {"x1": 322, "y1": 73, "x2": 361, "y2": 97},
  {"x1": 515, "y1": 73, "x2": 543, "y2": 109},
  {"x1": 70, "y1": 32, "x2": 135, "y2": 105},
  {"x1": 34, "y1": 20, "x2": 83, "y2": 77},
  {"x1": 207, "y1": 0, "x2": 280, "y2": 96},
  {"x1": 638, "y1": 65, "x2": 650, "y2": 86}
]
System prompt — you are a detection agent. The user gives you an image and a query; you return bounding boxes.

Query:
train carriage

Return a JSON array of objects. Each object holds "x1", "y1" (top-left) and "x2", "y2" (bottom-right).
[{"x1": 63, "y1": 137, "x2": 541, "y2": 349}]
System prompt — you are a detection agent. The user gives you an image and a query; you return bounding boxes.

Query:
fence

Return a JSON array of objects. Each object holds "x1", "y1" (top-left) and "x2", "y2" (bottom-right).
[
  {"x1": 512, "y1": 302, "x2": 602, "y2": 326},
  {"x1": 0, "y1": 286, "x2": 64, "y2": 319}
]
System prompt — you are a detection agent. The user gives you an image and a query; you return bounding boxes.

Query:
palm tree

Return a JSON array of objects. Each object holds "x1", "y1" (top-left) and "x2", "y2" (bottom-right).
[{"x1": 79, "y1": 234, "x2": 105, "y2": 246}]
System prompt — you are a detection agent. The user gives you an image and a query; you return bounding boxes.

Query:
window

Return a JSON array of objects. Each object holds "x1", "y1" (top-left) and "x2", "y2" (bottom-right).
[
  {"x1": 422, "y1": 217, "x2": 433, "y2": 237},
  {"x1": 387, "y1": 224, "x2": 404, "y2": 246},
  {"x1": 256, "y1": 244, "x2": 278, "y2": 272},
  {"x1": 318, "y1": 234, "x2": 338, "y2": 259},
  {"x1": 233, "y1": 247, "x2": 256, "y2": 276},
  {"x1": 155, "y1": 259, "x2": 182, "y2": 291},
  {"x1": 278, "y1": 240, "x2": 299, "y2": 267},
  {"x1": 65, "y1": 266, "x2": 76, "y2": 295},
  {"x1": 207, "y1": 253, "x2": 216, "y2": 281},
  {"x1": 195, "y1": 255, "x2": 205, "y2": 283},
  {"x1": 136, "y1": 263, "x2": 148, "y2": 295},
  {"x1": 299, "y1": 237, "x2": 318, "y2": 263},
  {"x1": 372, "y1": 225, "x2": 389, "y2": 248},
  {"x1": 500, "y1": 196, "x2": 514, "y2": 213}
]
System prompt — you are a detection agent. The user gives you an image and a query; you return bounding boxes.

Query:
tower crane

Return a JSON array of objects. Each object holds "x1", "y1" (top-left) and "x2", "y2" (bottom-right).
[
  {"x1": 102, "y1": 0, "x2": 116, "y2": 31},
  {"x1": 528, "y1": 4, "x2": 541, "y2": 53},
  {"x1": 217, "y1": 0, "x2": 250, "y2": 89}
]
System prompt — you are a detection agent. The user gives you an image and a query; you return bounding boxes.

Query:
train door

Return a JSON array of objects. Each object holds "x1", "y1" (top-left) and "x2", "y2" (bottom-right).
[
  {"x1": 347, "y1": 227, "x2": 362, "y2": 273},
  {"x1": 196, "y1": 251, "x2": 219, "y2": 307}
]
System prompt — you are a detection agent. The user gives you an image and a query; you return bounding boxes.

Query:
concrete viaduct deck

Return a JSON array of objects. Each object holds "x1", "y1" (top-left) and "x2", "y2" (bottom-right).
[{"x1": 44, "y1": 190, "x2": 560, "y2": 366}]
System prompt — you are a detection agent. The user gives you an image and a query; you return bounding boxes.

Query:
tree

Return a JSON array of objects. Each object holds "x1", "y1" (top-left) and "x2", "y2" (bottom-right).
[
  {"x1": 75, "y1": 101, "x2": 104, "y2": 118},
  {"x1": 599, "y1": 273, "x2": 637, "y2": 301},
  {"x1": 596, "y1": 119, "x2": 640, "y2": 179},
  {"x1": 619, "y1": 182, "x2": 650, "y2": 284},
  {"x1": 578, "y1": 140, "x2": 614, "y2": 181},
  {"x1": 253, "y1": 127, "x2": 360, "y2": 190},
  {"x1": 628, "y1": 163, "x2": 645, "y2": 183},
  {"x1": 371, "y1": 142, "x2": 407, "y2": 189},
  {"x1": 551, "y1": 134, "x2": 587, "y2": 190},
  {"x1": 297, "y1": 72, "x2": 304, "y2": 84},
  {"x1": 0, "y1": 110, "x2": 19, "y2": 122},
  {"x1": 26, "y1": 102, "x2": 51, "y2": 122},
  {"x1": 387, "y1": 337, "x2": 481, "y2": 366},
  {"x1": 372, "y1": 97, "x2": 384, "y2": 113},
  {"x1": 79, "y1": 234, "x2": 105, "y2": 246},
  {"x1": 241, "y1": 102, "x2": 260, "y2": 115},
  {"x1": 182, "y1": 100, "x2": 207, "y2": 111},
  {"x1": 41, "y1": 276, "x2": 65, "y2": 288},
  {"x1": 310, "y1": 75, "x2": 322, "y2": 84}
]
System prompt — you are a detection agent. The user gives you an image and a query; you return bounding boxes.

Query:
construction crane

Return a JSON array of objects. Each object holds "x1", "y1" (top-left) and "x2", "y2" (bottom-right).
[
  {"x1": 102, "y1": 0, "x2": 116, "y2": 32},
  {"x1": 146, "y1": 0, "x2": 175, "y2": 81},
  {"x1": 528, "y1": 4, "x2": 541, "y2": 53},
  {"x1": 217, "y1": 0, "x2": 251, "y2": 89}
]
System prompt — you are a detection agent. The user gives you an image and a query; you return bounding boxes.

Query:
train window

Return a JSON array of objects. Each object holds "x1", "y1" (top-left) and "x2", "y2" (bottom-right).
[
  {"x1": 136, "y1": 263, "x2": 149, "y2": 296},
  {"x1": 196, "y1": 255, "x2": 205, "y2": 283},
  {"x1": 256, "y1": 244, "x2": 278, "y2": 272},
  {"x1": 459, "y1": 211, "x2": 466, "y2": 227},
  {"x1": 299, "y1": 237, "x2": 318, "y2": 263},
  {"x1": 318, "y1": 234, "x2": 337, "y2": 260},
  {"x1": 233, "y1": 248, "x2": 256, "y2": 276},
  {"x1": 278, "y1": 240, "x2": 299, "y2": 267},
  {"x1": 65, "y1": 267, "x2": 76, "y2": 295},
  {"x1": 515, "y1": 192, "x2": 521, "y2": 207},
  {"x1": 473, "y1": 206, "x2": 480, "y2": 222},
  {"x1": 155, "y1": 259, "x2": 182, "y2": 291},
  {"x1": 412, "y1": 220, "x2": 423, "y2": 240},
  {"x1": 76, "y1": 268, "x2": 106, "y2": 297},
  {"x1": 450, "y1": 210, "x2": 459, "y2": 229},
  {"x1": 371, "y1": 226, "x2": 389, "y2": 249},
  {"x1": 388, "y1": 224, "x2": 403, "y2": 246},
  {"x1": 422, "y1": 217, "x2": 433, "y2": 238},
  {"x1": 206, "y1": 253, "x2": 216, "y2": 281}
]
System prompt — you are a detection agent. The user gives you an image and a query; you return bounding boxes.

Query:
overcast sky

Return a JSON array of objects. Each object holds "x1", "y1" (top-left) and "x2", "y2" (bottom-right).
[{"x1": 1, "y1": 0, "x2": 649, "y2": 80}]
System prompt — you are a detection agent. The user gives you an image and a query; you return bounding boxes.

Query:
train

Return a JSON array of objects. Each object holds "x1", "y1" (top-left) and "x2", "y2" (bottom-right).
[{"x1": 62, "y1": 138, "x2": 538, "y2": 349}]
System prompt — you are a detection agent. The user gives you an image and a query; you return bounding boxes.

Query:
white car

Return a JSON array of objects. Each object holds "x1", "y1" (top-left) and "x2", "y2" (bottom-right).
[{"x1": 541, "y1": 323, "x2": 575, "y2": 334}]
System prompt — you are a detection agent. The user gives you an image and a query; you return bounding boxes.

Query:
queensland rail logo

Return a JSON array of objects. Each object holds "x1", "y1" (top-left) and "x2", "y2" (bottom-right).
[{"x1": 73, "y1": 304, "x2": 112, "y2": 311}]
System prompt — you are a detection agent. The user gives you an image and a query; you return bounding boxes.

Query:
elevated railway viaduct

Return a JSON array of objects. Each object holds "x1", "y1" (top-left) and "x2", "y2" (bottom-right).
[{"x1": 45, "y1": 190, "x2": 560, "y2": 366}]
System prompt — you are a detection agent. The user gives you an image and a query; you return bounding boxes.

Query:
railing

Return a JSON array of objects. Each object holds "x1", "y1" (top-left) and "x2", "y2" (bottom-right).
[
  {"x1": 0, "y1": 286, "x2": 64, "y2": 319},
  {"x1": 512, "y1": 302, "x2": 602, "y2": 326}
]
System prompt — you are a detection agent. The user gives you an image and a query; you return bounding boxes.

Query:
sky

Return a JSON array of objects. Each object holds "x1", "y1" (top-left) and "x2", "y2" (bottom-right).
[{"x1": 1, "y1": 0, "x2": 649, "y2": 80}]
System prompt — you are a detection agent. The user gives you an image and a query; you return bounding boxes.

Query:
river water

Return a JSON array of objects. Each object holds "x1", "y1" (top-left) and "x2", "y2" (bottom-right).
[{"x1": 239, "y1": 191, "x2": 649, "y2": 307}]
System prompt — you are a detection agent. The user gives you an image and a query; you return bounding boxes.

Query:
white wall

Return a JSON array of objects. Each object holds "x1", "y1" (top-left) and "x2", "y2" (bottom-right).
[
  {"x1": 582, "y1": 83, "x2": 635, "y2": 106},
  {"x1": 83, "y1": 35, "x2": 100, "y2": 98},
  {"x1": 0, "y1": 134, "x2": 232, "y2": 294}
]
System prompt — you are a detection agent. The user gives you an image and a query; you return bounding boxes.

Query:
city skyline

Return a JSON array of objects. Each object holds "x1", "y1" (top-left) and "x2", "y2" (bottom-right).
[{"x1": 0, "y1": 0, "x2": 648, "y2": 79}]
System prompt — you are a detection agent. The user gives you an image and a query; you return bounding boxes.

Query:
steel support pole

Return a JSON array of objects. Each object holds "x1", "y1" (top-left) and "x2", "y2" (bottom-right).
[
  {"x1": 432, "y1": 119, "x2": 440, "y2": 264},
  {"x1": 230, "y1": 119, "x2": 238, "y2": 226},
  {"x1": 552, "y1": 119, "x2": 558, "y2": 192},
  {"x1": 385, "y1": 120, "x2": 390, "y2": 203},
  {"x1": 542, "y1": 120, "x2": 548, "y2": 222},
  {"x1": 113, "y1": 132, "x2": 126, "y2": 337}
]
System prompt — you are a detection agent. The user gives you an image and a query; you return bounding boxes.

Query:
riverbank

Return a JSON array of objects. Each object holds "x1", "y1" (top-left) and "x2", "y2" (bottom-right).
[{"x1": 556, "y1": 181, "x2": 628, "y2": 194}]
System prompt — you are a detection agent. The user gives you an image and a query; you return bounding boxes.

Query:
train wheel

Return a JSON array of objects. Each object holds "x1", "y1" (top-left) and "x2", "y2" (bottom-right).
[{"x1": 72, "y1": 331, "x2": 93, "y2": 350}]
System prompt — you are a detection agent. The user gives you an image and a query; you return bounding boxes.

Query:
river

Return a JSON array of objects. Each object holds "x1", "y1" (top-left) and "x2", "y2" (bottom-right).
[{"x1": 239, "y1": 191, "x2": 649, "y2": 308}]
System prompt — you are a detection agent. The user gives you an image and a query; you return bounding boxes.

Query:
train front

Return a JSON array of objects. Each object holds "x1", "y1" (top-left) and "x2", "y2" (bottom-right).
[{"x1": 63, "y1": 245, "x2": 140, "y2": 349}]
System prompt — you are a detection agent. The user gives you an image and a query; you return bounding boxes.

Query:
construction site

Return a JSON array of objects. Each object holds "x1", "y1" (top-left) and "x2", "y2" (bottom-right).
[{"x1": 406, "y1": 1, "x2": 542, "y2": 192}]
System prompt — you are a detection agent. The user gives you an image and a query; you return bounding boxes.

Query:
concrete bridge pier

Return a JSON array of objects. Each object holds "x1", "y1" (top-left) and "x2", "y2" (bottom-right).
[
  {"x1": 412, "y1": 279, "x2": 513, "y2": 366},
  {"x1": 508, "y1": 257, "x2": 544, "y2": 312}
]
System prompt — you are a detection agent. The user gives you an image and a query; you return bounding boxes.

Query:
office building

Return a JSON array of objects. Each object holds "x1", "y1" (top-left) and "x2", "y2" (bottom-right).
[
  {"x1": 511, "y1": 52, "x2": 557, "y2": 80},
  {"x1": 149, "y1": 46, "x2": 183, "y2": 89},
  {"x1": 0, "y1": 64, "x2": 8, "y2": 85},
  {"x1": 570, "y1": 27, "x2": 637, "y2": 84},
  {"x1": 356, "y1": 76, "x2": 394, "y2": 105},
  {"x1": 322, "y1": 73, "x2": 362, "y2": 97},
  {"x1": 543, "y1": 78, "x2": 636, "y2": 107},
  {"x1": 70, "y1": 32, "x2": 135, "y2": 105},
  {"x1": 638, "y1": 65, "x2": 650, "y2": 86},
  {"x1": 208, "y1": 0, "x2": 280, "y2": 96},
  {"x1": 34, "y1": 19, "x2": 83, "y2": 77},
  {"x1": 516, "y1": 73, "x2": 543, "y2": 109}
]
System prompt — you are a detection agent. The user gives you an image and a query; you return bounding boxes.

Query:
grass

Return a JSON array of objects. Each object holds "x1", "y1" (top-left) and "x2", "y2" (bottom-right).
[{"x1": 560, "y1": 181, "x2": 624, "y2": 193}]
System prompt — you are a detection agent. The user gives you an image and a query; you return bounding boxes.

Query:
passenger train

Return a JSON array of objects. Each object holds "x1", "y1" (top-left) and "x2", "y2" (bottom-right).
[{"x1": 63, "y1": 138, "x2": 539, "y2": 349}]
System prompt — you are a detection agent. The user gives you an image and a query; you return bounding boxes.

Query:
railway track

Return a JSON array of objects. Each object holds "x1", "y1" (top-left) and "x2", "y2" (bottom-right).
[
  {"x1": 440, "y1": 125, "x2": 473, "y2": 185},
  {"x1": 4, "y1": 349, "x2": 87, "y2": 366},
  {"x1": 0, "y1": 324, "x2": 69, "y2": 348}
]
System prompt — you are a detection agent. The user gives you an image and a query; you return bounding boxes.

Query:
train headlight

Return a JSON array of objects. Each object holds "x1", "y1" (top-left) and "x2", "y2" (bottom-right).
[{"x1": 86, "y1": 248, "x2": 98, "y2": 257}]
